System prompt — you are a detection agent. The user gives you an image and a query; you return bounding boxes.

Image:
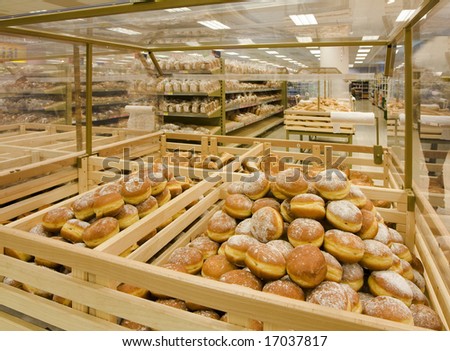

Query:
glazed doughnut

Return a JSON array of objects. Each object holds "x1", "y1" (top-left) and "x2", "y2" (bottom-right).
[
  {"x1": 412, "y1": 270, "x2": 426, "y2": 293},
  {"x1": 322, "y1": 251, "x2": 343, "y2": 282},
  {"x1": 323, "y1": 229, "x2": 365, "y2": 264},
  {"x1": 406, "y1": 280, "x2": 429, "y2": 305},
  {"x1": 340, "y1": 282, "x2": 362, "y2": 313},
  {"x1": 251, "y1": 197, "x2": 280, "y2": 214},
  {"x1": 137, "y1": 228, "x2": 157, "y2": 245},
  {"x1": 280, "y1": 199, "x2": 295, "y2": 223},
  {"x1": 244, "y1": 244, "x2": 286, "y2": 281},
  {"x1": 42, "y1": 207, "x2": 74, "y2": 233},
  {"x1": 357, "y1": 209, "x2": 378, "y2": 240},
  {"x1": 290, "y1": 193, "x2": 325, "y2": 220},
  {"x1": 188, "y1": 236, "x2": 220, "y2": 260},
  {"x1": 388, "y1": 228, "x2": 404, "y2": 244},
  {"x1": 250, "y1": 207, "x2": 284, "y2": 243},
  {"x1": 93, "y1": 192, "x2": 124, "y2": 218},
  {"x1": 120, "y1": 319, "x2": 152, "y2": 331},
  {"x1": 341, "y1": 263, "x2": 364, "y2": 291},
  {"x1": 155, "y1": 187, "x2": 171, "y2": 207},
  {"x1": 223, "y1": 194, "x2": 253, "y2": 219},
  {"x1": 266, "y1": 240, "x2": 294, "y2": 260},
  {"x1": 71, "y1": 192, "x2": 96, "y2": 221},
  {"x1": 275, "y1": 168, "x2": 308, "y2": 197},
  {"x1": 410, "y1": 304, "x2": 443, "y2": 330},
  {"x1": 363, "y1": 296, "x2": 413, "y2": 325},
  {"x1": 156, "y1": 298, "x2": 188, "y2": 310},
  {"x1": 193, "y1": 310, "x2": 221, "y2": 320},
  {"x1": 287, "y1": 218, "x2": 324, "y2": 248},
  {"x1": 270, "y1": 182, "x2": 288, "y2": 200},
  {"x1": 262, "y1": 280, "x2": 305, "y2": 300},
  {"x1": 306, "y1": 281, "x2": 351, "y2": 311},
  {"x1": 206, "y1": 210, "x2": 236, "y2": 243},
  {"x1": 313, "y1": 169, "x2": 351, "y2": 200},
  {"x1": 242, "y1": 172, "x2": 270, "y2": 200},
  {"x1": 326, "y1": 200, "x2": 362, "y2": 233},
  {"x1": 29, "y1": 224, "x2": 52, "y2": 237},
  {"x1": 234, "y1": 218, "x2": 253, "y2": 236},
  {"x1": 373, "y1": 223, "x2": 392, "y2": 246},
  {"x1": 286, "y1": 244, "x2": 327, "y2": 288},
  {"x1": 60, "y1": 218, "x2": 90, "y2": 243},
  {"x1": 389, "y1": 243, "x2": 413, "y2": 263},
  {"x1": 121, "y1": 176, "x2": 152, "y2": 205},
  {"x1": 167, "y1": 246, "x2": 203, "y2": 274},
  {"x1": 116, "y1": 204, "x2": 139, "y2": 230},
  {"x1": 135, "y1": 196, "x2": 158, "y2": 218},
  {"x1": 360, "y1": 239, "x2": 393, "y2": 271},
  {"x1": 368, "y1": 270, "x2": 413, "y2": 306},
  {"x1": 201, "y1": 254, "x2": 236, "y2": 280},
  {"x1": 344, "y1": 185, "x2": 367, "y2": 209},
  {"x1": 224, "y1": 235, "x2": 260, "y2": 266},
  {"x1": 219, "y1": 269, "x2": 263, "y2": 291},
  {"x1": 117, "y1": 283, "x2": 150, "y2": 299},
  {"x1": 82, "y1": 217, "x2": 120, "y2": 248},
  {"x1": 166, "y1": 178, "x2": 183, "y2": 198},
  {"x1": 149, "y1": 172, "x2": 167, "y2": 196},
  {"x1": 96, "y1": 182, "x2": 121, "y2": 196}
]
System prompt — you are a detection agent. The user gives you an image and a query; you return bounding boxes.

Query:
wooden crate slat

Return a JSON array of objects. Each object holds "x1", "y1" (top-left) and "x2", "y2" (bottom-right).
[{"x1": 0, "y1": 310, "x2": 46, "y2": 331}]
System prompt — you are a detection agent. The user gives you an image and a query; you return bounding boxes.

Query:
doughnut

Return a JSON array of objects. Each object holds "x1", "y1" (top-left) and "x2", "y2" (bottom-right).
[
  {"x1": 175, "y1": 175, "x2": 192, "y2": 191},
  {"x1": 227, "y1": 182, "x2": 244, "y2": 195},
  {"x1": 172, "y1": 208, "x2": 186, "y2": 221},
  {"x1": 399, "y1": 259, "x2": 414, "y2": 281},
  {"x1": 119, "y1": 243, "x2": 139, "y2": 257},
  {"x1": 244, "y1": 244, "x2": 286, "y2": 280},
  {"x1": 341, "y1": 263, "x2": 364, "y2": 291},
  {"x1": 363, "y1": 296, "x2": 413, "y2": 325},
  {"x1": 120, "y1": 319, "x2": 152, "y2": 331},
  {"x1": 224, "y1": 235, "x2": 260, "y2": 266},
  {"x1": 116, "y1": 204, "x2": 139, "y2": 230},
  {"x1": 22, "y1": 282, "x2": 53, "y2": 299},
  {"x1": 388, "y1": 254, "x2": 403, "y2": 274},
  {"x1": 373, "y1": 200, "x2": 392, "y2": 209},
  {"x1": 349, "y1": 170, "x2": 374, "y2": 186},
  {"x1": 234, "y1": 218, "x2": 253, "y2": 236},
  {"x1": 388, "y1": 228, "x2": 404, "y2": 244},
  {"x1": 223, "y1": 194, "x2": 253, "y2": 219},
  {"x1": 410, "y1": 304, "x2": 443, "y2": 330},
  {"x1": 266, "y1": 240, "x2": 294, "y2": 260},
  {"x1": 270, "y1": 182, "x2": 288, "y2": 200},
  {"x1": 262, "y1": 280, "x2": 305, "y2": 300},
  {"x1": 156, "y1": 299, "x2": 188, "y2": 310},
  {"x1": 323, "y1": 229, "x2": 365, "y2": 263},
  {"x1": 165, "y1": 178, "x2": 183, "y2": 198},
  {"x1": 60, "y1": 218, "x2": 90, "y2": 243},
  {"x1": 250, "y1": 207, "x2": 284, "y2": 243},
  {"x1": 290, "y1": 193, "x2": 325, "y2": 220},
  {"x1": 260, "y1": 153, "x2": 283, "y2": 177},
  {"x1": 360, "y1": 239, "x2": 393, "y2": 271},
  {"x1": 152, "y1": 162, "x2": 173, "y2": 183},
  {"x1": 361, "y1": 199, "x2": 376, "y2": 214},
  {"x1": 93, "y1": 192, "x2": 124, "y2": 218},
  {"x1": 410, "y1": 255, "x2": 425, "y2": 275},
  {"x1": 220, "y1": 313, "x2": 263, "y2": 331},
  {"x1": 242, "y1": 172, "x2": 270, "y2": 200},
  {"x1": 322, "y1": 251, "x2": 343, "y2": 282},
  {"x1": 218, "y1": 241, "x2": 227, "y2": 256},
  {"x1": 406, "y1": 280, "x2": 429, "y2": 305},
  {"x1": 137, "y1": 228, "x2": 157, "y2": 245},
  {"x1": 96, "y1": 182, "x2": 121, "y2": 196},
  {"x1": 188, "y1": 236, "x2": 219, "y2": 260},
  {"x1": 326, "y1": 200, "x2": 363, "y2": 233},
  {"x1": 82, "y1": 217, "x2": 120, "y2": 248},
  {"x1": 344, "y1": 185, "x2": 367, "y2": 208},
  {"x1": 280, "y1": 199, "x2": 295, "y2": 223},
  {"x1": 201, "y1": 254, "x2": 236, "y2": 280},
  {"x1": 358, "y1": 292, "x2": 375, "y2": 313},
  {"x1": 275, "y1": 168, "x2": 308, "y2": 197},
  {"x1": 71, "y1": 192, "x2": 95, "y2": 221},
  {"x1": 306, "y1": 281, "x2": 351, "y2": 311},
  {"x1": 251, "y1": 197, "x2": 280, "y2": 214},
  {"x1": 389, "y1": 243, "x2": 413, "y2": 263},
  {"x1": 121, "y1": 176, "x2": 152, "y2": 205},
  {"x1": 373, "y1": 223, "x2": 392, "y2": 246},
  {"x1": 42, "y1": 207, "x2": 74, "y2": 233},
  {"x1": 368, "y1": 270, "x2": 413, "y2": 306},
  {"x1": 4, "y1": 247, "x2": 33, "y2": 262},
  {"x1": 357, "y1": 209, "x2": 378, "y2": 240},
  {"x1": 412, "y1": 270, "x2": 426, "y2": 293},
  {"x1": 340, "y1": 282, "x2": 362, "y2": 313},
  {"x1": 34, "y1": 236, "x2": 66, "y2": 269},
  {"x1": 155, "y1": 187, "x2": 171, "y2": 207},
  {"x1": 2, "y1": 277, "x2": 22, "y2": 289},
  {"x1": 52, "y1": 295, "x2": 72, "y2": 307},
  {"x1": 206, "y1": 210, "x2": 236, "y2": 243},
  {"x1": 149, "y1": 172, "x2": 167, "y2": 196},
  {"x1": 117, "y1": 283, "x2": 150, "y2": 299},
  {"x1": 313, "y1": 169, "x2": 351, "y2": 200},
  {"x1": 219, "y1": 269, "x2": 263, "y2": 291},
  {"x1": 135, "y1": 196, "x2": 158, "y2": 218},
  {"x1": 193, "y1": 310, "x2": 220, "y2": 320},
  {"x1": 167, "y1": 246, "x2": 203, "y2": 274},
  {"x1": 287, "y1": 218, "x2": 324, "y2": 248},
  {"x1": 286, "y1": 244, "x2": 327, "y2": 288},
  {"x1": 29, "y1": 224, "x2": 52, "y2": 237}
]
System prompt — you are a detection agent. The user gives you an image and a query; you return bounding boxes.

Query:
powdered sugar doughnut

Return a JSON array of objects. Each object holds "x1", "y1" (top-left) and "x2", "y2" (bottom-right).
[
  {"x1": 235, "y1": 218, "x2": 253, "y2": 236},
  {"x1": 219, "y1": 269, "x2": 263, "y2": 291},
  {"x1": 406, "y1": 280, "x2": 429, "y2": 305},
  {"x1": 287, "y1": 218, "x2": 324, "y2": 248},
  {"x1": 245, "y1": 244, "x2": 286, "y2": 280},
  {"x1": 389, "y1": 243, "x2": 413, "y2": 263},
  {"x1": 322, "y1": 251, "x2": 343, "y2": 282},
  {"x1": 364, "y1": 296, "x2": 413, "y2": 325},
  {"x1": 323, "y1": 229, "x2": 365, "y2": 263},
  {"x1": 313, "y1": 169, "x2": 351, "y2": 200},
  {"x1": 201, "y1": 255, "x2": 236, "y2": 280},
  {"x1": 286, "y1": 245, "x2": 327, "y2": 288},
  {"x1": 373, "y1": 223, "x2": 392, "y2": 246},
  {"x1": 307, "y1": 281, "x2": 351, "y2": 311},
  {"x1": 267, "y1": 240, "x2": 294, "y2": 259},
  {"x1": 224, "y1": 235, "x2": 260, "y2": 266},
  {"x1": 206, "y1": 210, "x2": 236, "y2": 243},
  {"x1": 168, "y1": 247, "x2": 203, "y2": 274},
  {"x1": 188, "y1": 236, "x2": 219, "y2": 260},
  {"x1": 275, "y1": 168, "x2": 308, "y2": 197},
  {"x1": 242, "y1": 172, "x2": 270, "y2": 200},
  {"x1": 368, "y1": 270, "x2": 413, "y2": 306},
  {"x1": 72, "y1": 192, "x2": 96, "y2": 221},
  {"x1": 250, "y1": 207, "x2": 284, "y2": 243},
  {"x1": 360, "y1": 239, "x2": 393, "y2": 271},
  {"x1": 290, "y1": 193, "x2": 325, "y2": 220},
  {"x1": 344, "y1": 185, "x2": 367, "y2": 208},
  {"x1": 410, "y1": 304, "x2": 443, "y2": 330},
  {"x1": 223, "y1": 194, "x2": 253, "y2": 219},
  {"x1": 263, "y1": 280, "x2": 305, "y2": 300},
  {"x1": 341, "y1": 263, "x2": 364, "y2": 291},
  {"x1": 251, "y1": 197, "x2": 280, "y2": 214},
  {"x1": 280, "y1": 199, "x2": 295, "y2": 223},
  {"x1": 326, "y1": 200, "x2": 363, "y2": 233},
  {"x1": 357, "y1": 209, "x2": 378, "y2": 239},
  {"x1": 340, "y1": 283, "x2": 362, "y2": 313}
]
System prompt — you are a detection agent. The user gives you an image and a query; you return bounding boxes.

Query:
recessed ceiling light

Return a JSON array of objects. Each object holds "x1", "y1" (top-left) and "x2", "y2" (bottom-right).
[
  {"x1": 224, "y1": 52, "x2": 239, "y2": 56},
  {"x1": 283, "y1": 58, "x2": 293, "y2": 61},
  {"x1": 296, "y1": 36, "x2": 313, "y2": 43},
  {"x1": 258, "y1": 48, "x2": 269, "y2": 50},
  {"x1": 276, "y1": 55, "x2": 286, "y2": 58},
  {"x1": 29, "y1": 9, "x2": 47, "y2": 14},
  {"x1": 198, "y1": 20, "x2": 230, "y2": 30},
  {"x1": 358, "y1": 49, "x2": 371, "y2": 53},
  {"x1": 362, "y1": 35, "x2": 379, "y2": 41},
  {"x1": 310, "y1": 49, "x2": 321, "y2": 55},
  {"x1": 266, "y1": 51, "x2": 279, "y2": 55},
  {"x1": 155, "y1": 55, "x2": 169, "y2": 58},
  {"x1": 314, "y1": 54, "x2": 320, "y2": 57},
  {"x1": 185, "y1": 41, "x2": 200, "y2": 47},
  {"x1": 355, "y1": 61, "x2": 363, "y2": 64},
  {"x1": 165, "y1": 7, "x2": 191, "y2": 13},
  {"x1": 396, "y1": 9, "x2": 415, "y2": 22},
  {"x1": 171, "y1": 51, "x2": 184, "y2": 53},
  {"x1": 238, "y1": 38, "x2": 254, "y2": 44},
  {"x1": 356, "y1": 53, "x2": 367, "y2": 57},
  {"x1": 250, "y1": 59, "x2": 259, "y2": 61},
  {"x1": 106, "y1": 27, "x2": 141, "y2": 35},
  {"x1": 349, "y1": 64, "x2": 354, "y2": 68},
  {"x1": 387, "y1": 0, "x2": 395, "y2": 4},
  {"x1": 290, "y1": 14, "x2": 318, "y2": 26},
  {"x1": 306, "y1": 46, "x2": 319, "y2": 49},
  {"x1": 239, "y1": 55, "x2": 250, "y2": 59},
  {"x1": 360, "y1": 45, "x2": 373, "y2": 48}
]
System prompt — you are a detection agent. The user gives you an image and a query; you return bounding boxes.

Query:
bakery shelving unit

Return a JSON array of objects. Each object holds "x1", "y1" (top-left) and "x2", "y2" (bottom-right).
[
  {"x1": 350, "y1": 80, "x2": 369, "y2": 100},
  {"x1": 370, "y1": 74, "x2": 390, "y2": 119}
]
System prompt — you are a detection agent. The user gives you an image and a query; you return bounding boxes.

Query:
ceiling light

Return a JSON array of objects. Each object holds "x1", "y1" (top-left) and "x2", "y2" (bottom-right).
[
  {"x1": 356, "y1": 53, "x2": 367, "y2": 57},
  {"x1": 171, "y1": 51, "x2": 184, "y2": 53},
  {"x1": 165, "y1": 7, "x2": 191, "y2": 13},
  {"x1": 296, "y1": 36, "x2": 313, "y2": 43},
  {"x1": 396, "y1": 9, "x2": 415, "y2": 22},
  {"x1": 155, "y1": 55, "x2": 169, "y2": 58},
  {"x1": 106, "y1": 27, "x2": 141, "y2": 35},
  {"x1": 29, "y1": 9, "x2": 47, "y2": 14},
  {"x1": 310, "y1": 49, "x2": 321, "y2": 54},
  {"x1": 239, "y1": 55, "x2": 250, "y2": 59},
  {"x1": 258, "y1": 48, "x2": 269, "y2": 50},
  {"x1": 349, "y1": 64, "x2": 354, "y2": 68},
  {"x1": 360, "y1": 45, "x2": 373, "y2": 48},
  {"x1": 355, "y1": 61, "x2": 363, "y2": 64},
  {"x1": 224, "y1": 52, "x2": 239, "y2": 56},
  {"x1": 283, "y1": 58, "x2": 293, "y2": 61},
  {"x1": 198, "y1": 20, "x2": 230, "y2": 30},
  {"x1": 314, "y1": 54, "x2": 320, "y2": 57},
  {"x1": 276, "y1": 55, "x2": 286, "y2": 58},
  {"x1": 306, "y1": 46, "x2": 318, "y2": 49},
  {"x1": 188, "y1": 53, "x2": 203, "y2": 57},
  {"x1": 290, "y1": 14, "x2": 318, "y2": 26},
  {"x1": 362, "y1": 35, "x2": 379, "y2": 41},
  {"x1": 358, "y1": 49, "x2": 371, "y2": 53},
  {"x1": 387, "y1": 0, "x2": 395, "y2": 4},
  {"x1": 250, "y1": 59, "x2": 259, "y2": 61},
  {"x1": 185, "y1": 41, "x2": 200, "y2": 46},
  {"x1": 238, "y1": 38, "x2": 254, "y2": 44},
  {"x1": 266, "y1": 51, "x2": 279, "y2": 55}
]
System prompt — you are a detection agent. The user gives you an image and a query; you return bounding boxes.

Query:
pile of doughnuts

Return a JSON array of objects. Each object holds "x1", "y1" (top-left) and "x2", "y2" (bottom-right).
[
  {"x1": 151, "y1": 169, "x2": 442, "y2": 330},
  {"x1": 3, "y1": 164, "x2": 200, "y2": 306},
  {"x1": 161, "y1": 150, "x2": 236, "y2": 170}
]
